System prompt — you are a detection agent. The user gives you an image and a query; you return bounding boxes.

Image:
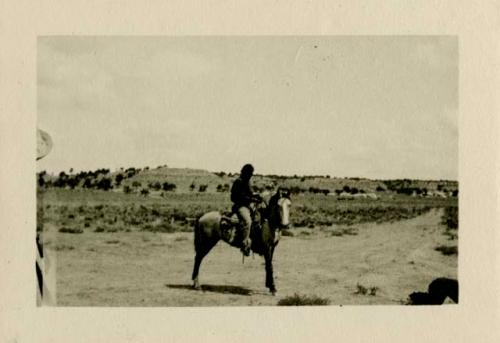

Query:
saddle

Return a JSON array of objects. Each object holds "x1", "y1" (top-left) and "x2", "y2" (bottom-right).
[{"x1": 220, "y1": 208, "x2": 262, "y2": 248}]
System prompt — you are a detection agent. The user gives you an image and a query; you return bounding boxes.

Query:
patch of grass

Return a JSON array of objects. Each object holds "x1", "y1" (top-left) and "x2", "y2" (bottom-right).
[
  {"x1": 291, "y1": 202, "x2": 436, "y2": 229},
  {"x1": 441, "y1": 206, "x2": 458, "y2": 230},
  {"x1": 435, "y1": 245, "x2": 458, "y2": 256},
  {"x1": 41, "y1": 188, "x2": 457, "y2": 237},
  {"x1": 355, "y1": 283, "x2": 379, "y2": 296},
  {"x1": 53, "y1": 244, "x2": 75, "y2": 251},
  {"x1": 342, "y1": 228, "x2": 358, "y2": 236},
  {"x1": 277, "y1": 293, "x2": 331, "y2": 306},
  {"x1": 355, "y1": 283, "x2": 368, "y2": 295},
  {"x1": 444, "y1": 230, "x2": 458, "y2": 240},
  {"x1": 441, "y1": 206, "x2": 459, "y2": 242},
  {"x1": 369, "y1": 287, "x2": 379, "y2": 296},
  {"x1": 331, "y1": 227, "x2": 359, "y2": 237},
  {"x1": 59, "y1": 227, "x2": 83, "y2": 234},
  {"x1": 281, "y1": 229, "x2": 294, "y2": 237},
  {"x1": 93, "y1": 222, "x2": 121, "y2": 233},
  {"x1": 151, "y1": 242, "x2": 167, "y2": 247},
  {"x1": 174, "y1": 236, "x2": 188, "y2": 242},
  {"x1": 105, "y1": 240, "x2": 120, "y2": 244}
]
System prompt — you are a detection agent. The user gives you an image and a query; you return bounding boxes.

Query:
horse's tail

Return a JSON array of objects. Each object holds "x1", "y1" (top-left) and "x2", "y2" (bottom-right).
[{"x1": 193, "y1": 217, "x2": 201, "y2": 254}]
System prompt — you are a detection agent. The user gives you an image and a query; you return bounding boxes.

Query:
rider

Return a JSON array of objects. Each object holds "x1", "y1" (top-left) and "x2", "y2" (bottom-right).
[{"x1": 230, "y1": 163, "x2": 260, "y2": 256}]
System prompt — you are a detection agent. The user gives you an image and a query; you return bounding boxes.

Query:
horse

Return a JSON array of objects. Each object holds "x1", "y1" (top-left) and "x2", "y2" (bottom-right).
[{"x1": 191, "y1": 190, "x2": 291, "y2": 295}]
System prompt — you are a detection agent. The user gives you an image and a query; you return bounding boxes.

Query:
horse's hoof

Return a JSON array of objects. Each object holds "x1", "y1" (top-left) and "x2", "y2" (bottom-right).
[
  {"x1": 193, "y1": 282, "x2": 201, "y2": 290},
  {"x1": 270, "y1": 288, "x2": 277, "y2": 296}
]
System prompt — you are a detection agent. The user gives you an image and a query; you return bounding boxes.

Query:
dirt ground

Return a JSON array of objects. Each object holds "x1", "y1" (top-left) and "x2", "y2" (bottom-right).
[{"x1": 43, "y1": 208, "x2": 457, "y2": 306}]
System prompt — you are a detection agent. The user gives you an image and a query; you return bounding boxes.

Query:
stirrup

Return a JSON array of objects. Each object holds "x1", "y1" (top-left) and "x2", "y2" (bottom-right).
[
  {"x1": 240, "y1": 241, "x2": 251, "y2": 256},
  {"x1": 240, "y1": 246, "x2": 251, "y2": 257}
]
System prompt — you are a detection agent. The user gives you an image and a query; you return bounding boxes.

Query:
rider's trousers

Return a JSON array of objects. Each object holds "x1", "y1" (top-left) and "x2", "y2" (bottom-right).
[{"x1": 236, "y1": 206, "x2": 252, "y2": 243}]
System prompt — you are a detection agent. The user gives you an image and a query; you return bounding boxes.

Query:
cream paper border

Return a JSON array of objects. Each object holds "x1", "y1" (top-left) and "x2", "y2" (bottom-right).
[{"x1": 0, "y1": 1, "x2": 499, "y2": 342}]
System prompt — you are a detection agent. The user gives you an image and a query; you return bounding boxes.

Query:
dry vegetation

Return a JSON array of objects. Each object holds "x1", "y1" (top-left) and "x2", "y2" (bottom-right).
[
  {"x1": 39, "y1": 187, "x2": 456, "y2": 236},
  {"x1": 37, "y1": 166, "x2": 458, "y2": 235},
  {"x1": 277, "y1": 293, "x2": 331, "y2": 306},
  {"x1": 435, "y1": 206, "x2": 458, "y2": 255}
]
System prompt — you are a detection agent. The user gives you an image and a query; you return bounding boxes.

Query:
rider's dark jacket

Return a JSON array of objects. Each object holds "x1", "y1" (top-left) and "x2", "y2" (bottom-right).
[{"x1": 230, "y1": 177, "x2": 253, "y2": 211}]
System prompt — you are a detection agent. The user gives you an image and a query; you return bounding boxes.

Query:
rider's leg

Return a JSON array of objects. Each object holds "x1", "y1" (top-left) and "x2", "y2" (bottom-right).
[{"x1": 237, "y1": 206, "x2": 252, "y2": 255}]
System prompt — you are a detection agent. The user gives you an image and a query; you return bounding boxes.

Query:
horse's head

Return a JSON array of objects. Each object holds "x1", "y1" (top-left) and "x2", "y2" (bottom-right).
[{"x1": 268, "y1": 188, "x2": 292, "y2": 229}]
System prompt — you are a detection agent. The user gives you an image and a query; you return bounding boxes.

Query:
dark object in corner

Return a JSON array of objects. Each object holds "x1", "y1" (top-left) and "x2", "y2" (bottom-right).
[{"x1": 409, "y1": 278, "x2": 458, "y2": 305}]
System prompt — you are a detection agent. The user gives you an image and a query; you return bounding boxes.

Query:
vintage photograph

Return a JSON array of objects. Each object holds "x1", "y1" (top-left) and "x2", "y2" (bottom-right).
[{"x1": 36, "y1": 36, "x2": 458, "y2": 306}]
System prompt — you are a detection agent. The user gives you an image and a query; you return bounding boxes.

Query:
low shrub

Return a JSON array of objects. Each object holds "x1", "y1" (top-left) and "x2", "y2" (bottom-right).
[
  {"x1": 435, "y1": 245, "x2": 458, "y2": 256},
  {"x1": 53, "y1": 244, "x2": 75, "y2": 251},
  {"x1": 277, "y1": 293, "x2": 331, "y2": 306},
  {"x1": 59, "y1": 227, "x2": 83, "y2": 234},
  {"x1": 444, "y1": 231, "x2": 458, "y2": 240},
  {"x1": 355, "y1": 283, "x2": 368, "y2": 295},
  {"x1": 441, "y1": 206, "x2": 458, "y2": 230},
  {"x1": 355, "y1": 283, "x2": 379, "y2": 296},
  {"x1": 342, "y1": 228, "x2": 358, "y2": 236},
  {"x1": 141, "y1": 221, "x2": 180, "y2": 233}
]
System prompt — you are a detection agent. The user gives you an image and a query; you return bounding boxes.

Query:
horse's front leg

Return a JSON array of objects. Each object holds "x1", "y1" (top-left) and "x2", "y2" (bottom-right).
[
  {"x1": 192, "y1": 253, "x2": 203, "y2": 290},
  {"x1": 264, "y1": 249, "x2": 277, "y2": 295}
]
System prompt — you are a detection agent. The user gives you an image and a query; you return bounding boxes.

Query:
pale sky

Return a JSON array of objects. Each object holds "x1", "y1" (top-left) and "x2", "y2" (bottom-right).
[{"x1": 37, "y1": 36, "x2": 457, "y2": 180}]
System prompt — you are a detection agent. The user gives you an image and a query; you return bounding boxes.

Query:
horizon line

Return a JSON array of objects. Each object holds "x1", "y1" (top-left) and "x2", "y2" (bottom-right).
[{"x1": 36, "y1": 164, "x2": 459, "y2": 183}]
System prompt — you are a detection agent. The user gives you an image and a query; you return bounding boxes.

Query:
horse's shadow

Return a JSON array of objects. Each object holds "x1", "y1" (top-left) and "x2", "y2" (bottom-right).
[{"x1": 166, "y1": 284, "x2": 253, "y2": 296}]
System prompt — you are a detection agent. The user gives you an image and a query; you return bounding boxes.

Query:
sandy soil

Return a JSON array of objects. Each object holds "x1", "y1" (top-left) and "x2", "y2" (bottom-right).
[{"x1": 43, "y1": 208, "x2": 457, "y2": 306}]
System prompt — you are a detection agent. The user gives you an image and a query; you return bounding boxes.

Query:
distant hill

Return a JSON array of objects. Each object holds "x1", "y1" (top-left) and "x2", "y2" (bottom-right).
[
  {"x1": 37, "y1": 165, "x2": 459, "y2": 197},
  {"x1": 123, "y1": 167, "x2": 228, "y2": 193}
]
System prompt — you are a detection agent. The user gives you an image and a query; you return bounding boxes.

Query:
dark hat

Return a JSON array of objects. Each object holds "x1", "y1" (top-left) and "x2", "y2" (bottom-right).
[{"x1": 241, "y1": 164, "x2": 254, "y2": 175}]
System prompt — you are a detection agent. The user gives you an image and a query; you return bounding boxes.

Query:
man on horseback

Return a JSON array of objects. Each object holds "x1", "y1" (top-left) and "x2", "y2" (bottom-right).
[
  {"x1": 230, "y1": 163, "x2": 261, "y2": 256},
  {"x1": 193, "y1": 171, "x2": 290, "y2": 294}
]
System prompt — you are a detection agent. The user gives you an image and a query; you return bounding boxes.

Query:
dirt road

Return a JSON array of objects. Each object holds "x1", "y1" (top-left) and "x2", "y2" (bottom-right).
[{"x1": 45, "y1": 208, "x2": 457, "y2": 306}]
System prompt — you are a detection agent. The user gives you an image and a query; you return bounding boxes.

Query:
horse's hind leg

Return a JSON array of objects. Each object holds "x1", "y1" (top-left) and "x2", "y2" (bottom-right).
[{"x1": 192, "y1": 240, "x2": 218, "y2": 290}]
